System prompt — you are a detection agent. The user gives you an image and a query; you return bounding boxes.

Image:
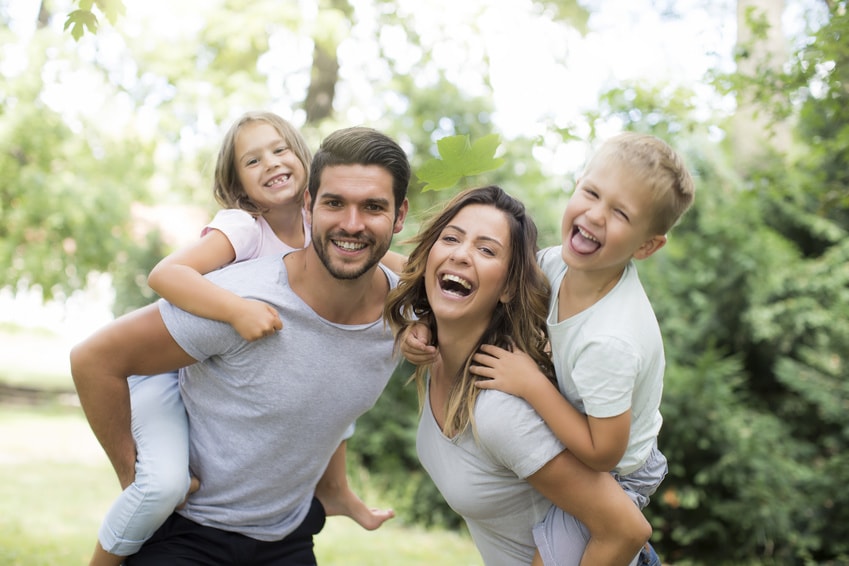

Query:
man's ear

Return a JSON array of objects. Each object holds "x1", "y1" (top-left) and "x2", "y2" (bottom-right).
[
  {"x1": 393, "y1": 198, "x2": 409, "y2": 234},
  {"x1": 633, "y1": 234, "x2": 667, "y2": 260},
  {"x1": 303, "y1": 190, "x2": 313, "y2": 223}
]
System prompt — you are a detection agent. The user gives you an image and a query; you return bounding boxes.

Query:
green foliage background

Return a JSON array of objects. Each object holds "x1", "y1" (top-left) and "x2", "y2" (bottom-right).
[{"x1": 2, "y1": 0, "x2": 848, "y2": 563}]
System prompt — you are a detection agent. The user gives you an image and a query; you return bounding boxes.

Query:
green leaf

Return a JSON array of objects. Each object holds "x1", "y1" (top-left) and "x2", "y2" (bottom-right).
[
  {"x1": 94, "y1": 0, "x2": 127, "y2": 26},
  {"x1": 416, "y1": 133, "x2": 505, "y2": 192},
  {"x1": 63, "y1": 10, "x2": 99, "y2": 42}
]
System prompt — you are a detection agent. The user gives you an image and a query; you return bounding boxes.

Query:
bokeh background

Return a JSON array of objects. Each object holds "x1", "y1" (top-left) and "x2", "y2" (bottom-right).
[{"x1": 1, "y1": 0, "x2": 847, "y2": 564}]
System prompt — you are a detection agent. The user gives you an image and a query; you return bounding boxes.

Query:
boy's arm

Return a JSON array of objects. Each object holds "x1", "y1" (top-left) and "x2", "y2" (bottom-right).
[
  {"x1": 148, "y1": 229, "x2": 281, "y2": 341},
  {"x1": 472, "y1": 345, "x2": 629, "y2": 471},
  {"x1": 398, "y1": 323, "x2": 438, "y2": 366},
  {"x1": 69, "y1": 304, "x2": 198, "y2": 488}
]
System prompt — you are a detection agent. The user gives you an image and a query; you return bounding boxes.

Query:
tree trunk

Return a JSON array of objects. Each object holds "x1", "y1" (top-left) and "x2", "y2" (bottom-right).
[
  {"x1": 733, "y1": 0, "x2": 790, "y2": 164},
  {"x1": 303, "y1": 0, "x2": 352, "y2": 126}
]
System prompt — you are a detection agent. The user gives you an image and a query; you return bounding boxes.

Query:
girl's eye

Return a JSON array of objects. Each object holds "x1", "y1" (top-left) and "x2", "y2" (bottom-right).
[{"x1": 274, "y1": 146, "x2": 289, "y2": 154}]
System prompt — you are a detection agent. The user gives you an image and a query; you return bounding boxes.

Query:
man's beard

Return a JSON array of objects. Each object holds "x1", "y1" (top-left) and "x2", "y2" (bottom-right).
[{"x1": 312, "y1": 231, "x2": 389, "y2": 280}]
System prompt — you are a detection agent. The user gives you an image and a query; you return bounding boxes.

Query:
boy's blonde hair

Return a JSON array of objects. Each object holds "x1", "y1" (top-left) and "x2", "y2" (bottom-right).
[
  {"x1": 213, "y1": 111, "x2": 312, "y2": 216},
  {"x1": 584, "y1": 132, "x2": 695, "y2": 235}
]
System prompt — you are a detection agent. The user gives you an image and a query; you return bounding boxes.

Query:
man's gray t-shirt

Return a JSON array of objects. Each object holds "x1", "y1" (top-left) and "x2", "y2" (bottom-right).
[{"x1": 159, "y1": 253, "x2": 399, "y2": 541}]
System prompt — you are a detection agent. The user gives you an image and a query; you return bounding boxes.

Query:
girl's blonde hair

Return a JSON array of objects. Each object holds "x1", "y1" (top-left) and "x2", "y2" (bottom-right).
[
  {"x1": 384, "y1": 185, "x2": 555, "y2": 438},
  {"x1": 213, "y1": 111, "x2": 312, "y2": 216}
]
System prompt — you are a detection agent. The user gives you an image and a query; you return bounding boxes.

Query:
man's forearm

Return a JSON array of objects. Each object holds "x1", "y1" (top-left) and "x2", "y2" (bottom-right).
[
  {"x1": 69, "y1": 303, "x2": 196, "y2": 489},
  {"x1": 70, "y1": 339, "x2": 137, "y2": 488}
]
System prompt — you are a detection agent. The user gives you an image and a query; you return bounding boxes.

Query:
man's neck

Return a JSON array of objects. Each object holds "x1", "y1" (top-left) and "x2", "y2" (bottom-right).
[{"x1": 284, "y1": 249, "x2": 388, "y2": 325}]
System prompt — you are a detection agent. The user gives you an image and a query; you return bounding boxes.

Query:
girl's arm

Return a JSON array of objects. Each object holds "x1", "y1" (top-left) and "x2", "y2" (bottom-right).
[
  {"x1": 472, "y1": 345, "x2": 629, "y2": 472},
  {"x1": 148, "y1": 229, "x2": 281, "y2": 341}
]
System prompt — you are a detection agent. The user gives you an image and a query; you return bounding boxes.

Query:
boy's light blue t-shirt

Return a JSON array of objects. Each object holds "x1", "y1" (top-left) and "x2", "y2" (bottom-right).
[{"x1": 537, "y1": 246, "x2": 665, "y2": 475}]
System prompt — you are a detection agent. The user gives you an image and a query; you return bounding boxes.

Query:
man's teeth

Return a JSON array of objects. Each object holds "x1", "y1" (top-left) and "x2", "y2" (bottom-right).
[
  {"x1": 335, "y1": 240, "x2": 366, "y2": 251},
  {"x1": 577, "y1": 227, "x2": 599, "y2": 242},
  {"x1": 442, "y1": 274, "x2": 471, "y2": 290}
]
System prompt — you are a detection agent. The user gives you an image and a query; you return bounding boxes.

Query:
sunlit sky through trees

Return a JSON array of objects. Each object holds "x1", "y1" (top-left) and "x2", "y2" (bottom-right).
[{"x1": 0, "y1": 0, "x2": 812, "y2": 334}]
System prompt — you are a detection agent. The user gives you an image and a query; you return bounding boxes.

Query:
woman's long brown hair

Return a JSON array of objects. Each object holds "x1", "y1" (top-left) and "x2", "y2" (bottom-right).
[{"x1": 384, "y1": 185, "x2": 554, "y2": 438}]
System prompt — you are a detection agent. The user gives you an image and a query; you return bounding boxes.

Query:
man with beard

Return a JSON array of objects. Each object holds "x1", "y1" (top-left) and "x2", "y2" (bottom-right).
[{"x1": 70, "y1": 126, "x2": 410, "y2": 565}]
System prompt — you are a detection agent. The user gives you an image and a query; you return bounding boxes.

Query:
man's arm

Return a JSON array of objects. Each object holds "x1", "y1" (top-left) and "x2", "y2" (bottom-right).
[{"x1": 69, "y1": 303, "x2": 198, "y2": 488}]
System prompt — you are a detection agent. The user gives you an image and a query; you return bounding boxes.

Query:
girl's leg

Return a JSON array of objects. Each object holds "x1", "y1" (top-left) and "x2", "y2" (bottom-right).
[{"x1": 96, "y1": 372, "x2": 190, "y2": 560}]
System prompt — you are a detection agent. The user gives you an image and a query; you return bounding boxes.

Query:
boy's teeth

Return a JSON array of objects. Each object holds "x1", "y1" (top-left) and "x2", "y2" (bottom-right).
[{"x1": 577, "y1": 227, "x2": 598, "y2": 242}]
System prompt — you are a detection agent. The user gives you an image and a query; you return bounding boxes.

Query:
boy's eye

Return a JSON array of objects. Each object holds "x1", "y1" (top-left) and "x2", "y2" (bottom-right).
[{"x1": 615, "y1": 209, "x2": 630, "y2": 221}]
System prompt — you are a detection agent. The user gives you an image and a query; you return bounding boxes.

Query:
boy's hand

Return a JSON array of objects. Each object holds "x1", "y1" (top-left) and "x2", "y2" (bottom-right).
[
  {"x1": 471, "y1": 344, "x2": 551, "y2": 400},
  {"x1": 399, "y1": 323, "x2": 438, "y2": 365},
  {"x1": 231, "y1": 298, "x2": 283, "y2": 341}
]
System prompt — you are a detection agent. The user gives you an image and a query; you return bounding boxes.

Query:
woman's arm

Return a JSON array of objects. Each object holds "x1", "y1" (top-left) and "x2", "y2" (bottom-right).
[
  {"x1": 148, "y1": 229, "x2": 281, "y2": 341},
  {"x1": 527, "y1": 450, "x2": 650, "y2": 566}
]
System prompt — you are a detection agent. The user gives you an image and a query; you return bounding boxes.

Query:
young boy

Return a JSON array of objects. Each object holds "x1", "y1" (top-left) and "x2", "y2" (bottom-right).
[{"x1": 403, "y1": 132, "x2": 695, "y2": 565}]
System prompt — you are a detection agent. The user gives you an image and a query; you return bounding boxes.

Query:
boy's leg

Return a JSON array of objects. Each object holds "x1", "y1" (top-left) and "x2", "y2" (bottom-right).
[
  {"x1": 528, "y1": 450, "x2": 650, "y2": 566},
  {"x1": 97, "y1": 373, "x2": 191, "y2": 558}
]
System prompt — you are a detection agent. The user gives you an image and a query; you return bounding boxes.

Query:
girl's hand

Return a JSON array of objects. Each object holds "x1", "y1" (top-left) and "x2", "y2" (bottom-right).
[
  {"x1": 231, "y1": 298, "x2": 283, "y2": 341},
  {"x1": 471, "y1": 344, "x2": 549, "y2": 399},
  {"x1": 399, "y1": 323, "x2": 438, "y2": 365}
]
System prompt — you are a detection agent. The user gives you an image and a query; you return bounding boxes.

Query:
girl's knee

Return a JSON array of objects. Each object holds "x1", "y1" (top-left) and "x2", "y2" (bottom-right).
[{"x1": 134, "y1": 467, "x2": 191, "y2": 509}]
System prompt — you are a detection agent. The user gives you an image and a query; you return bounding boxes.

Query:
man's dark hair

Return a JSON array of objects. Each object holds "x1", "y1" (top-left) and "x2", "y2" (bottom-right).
[{"x1": 308, "y1": 127, "x2": 411, "y2": 214}]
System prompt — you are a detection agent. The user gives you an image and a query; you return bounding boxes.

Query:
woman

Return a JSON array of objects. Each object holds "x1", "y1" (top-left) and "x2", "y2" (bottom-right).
[{"x1": 384, "y1": 185, "x2": 650, "y2": 566}]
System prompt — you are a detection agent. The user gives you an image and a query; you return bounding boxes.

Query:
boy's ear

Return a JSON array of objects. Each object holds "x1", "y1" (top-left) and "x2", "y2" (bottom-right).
[{"x1": 633, "y1": 234, "x2": 667, "y2": 260}]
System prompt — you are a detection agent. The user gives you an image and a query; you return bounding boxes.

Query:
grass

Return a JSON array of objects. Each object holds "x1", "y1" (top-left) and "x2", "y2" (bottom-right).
[{"x1": 0, "y1": 327, "x2": 483, "y2": 565}]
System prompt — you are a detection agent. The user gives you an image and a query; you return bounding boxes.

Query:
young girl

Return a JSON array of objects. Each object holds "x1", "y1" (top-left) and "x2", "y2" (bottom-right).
[{"x1": 90, "y1": 111, "x2": 395, "y2": 566}]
